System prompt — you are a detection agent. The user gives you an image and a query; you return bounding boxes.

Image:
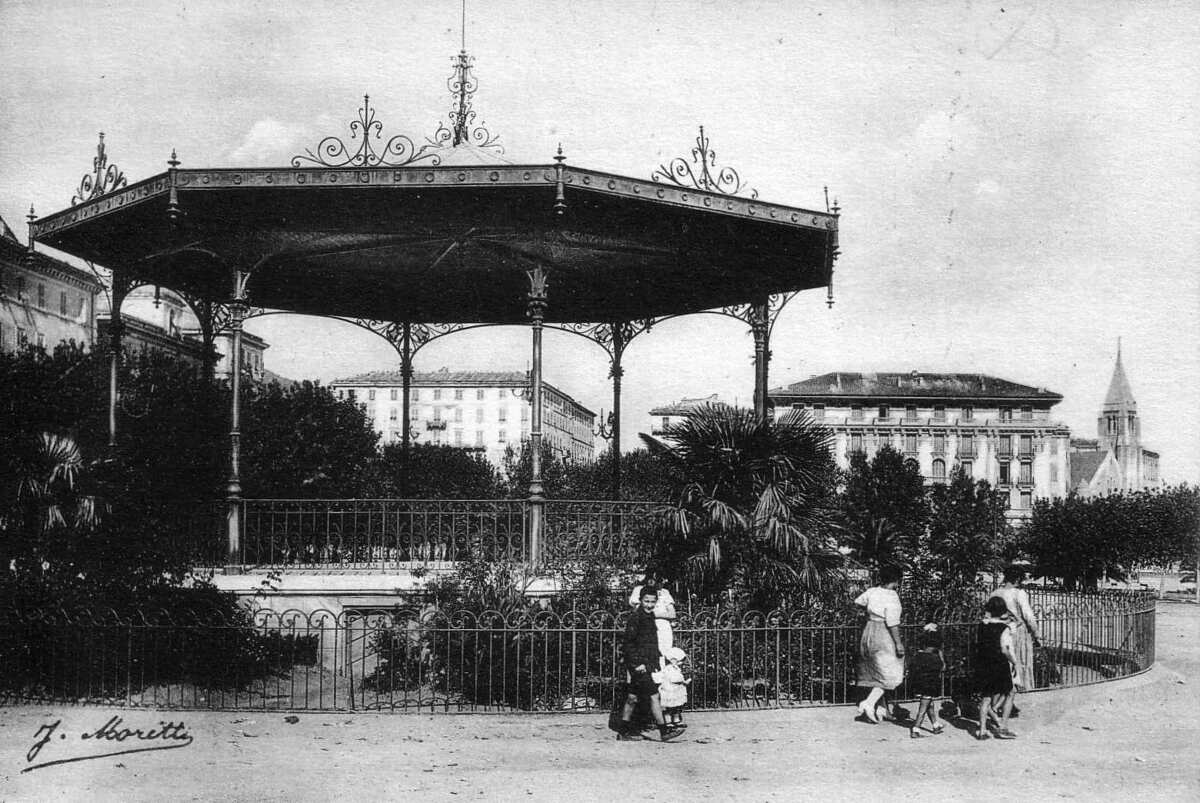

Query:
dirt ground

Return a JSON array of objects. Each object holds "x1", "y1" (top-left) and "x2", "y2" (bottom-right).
[{"x1": 3, "y1": 603, "x2": 1197, "y2": 803}]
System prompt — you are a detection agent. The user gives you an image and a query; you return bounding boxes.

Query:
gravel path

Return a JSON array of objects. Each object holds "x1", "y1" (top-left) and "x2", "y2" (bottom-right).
[{"x1": 3, "y1": 602, "x2": 1197, "y2": 802}]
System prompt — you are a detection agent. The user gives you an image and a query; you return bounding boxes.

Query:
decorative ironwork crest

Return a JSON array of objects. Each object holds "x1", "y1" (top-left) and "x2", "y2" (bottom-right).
[
  {"x1": 292, "y1": 95, "x2": 443, "y2": 168},
  {"x1": 652, "y1": 126, "x2": 757, "y2": 199},
  {"x1": 73, "y1": 133, "x2": 127, "y2": 205},
  {"x1": 427, "y1": 50, "x2": 503, "y2": 153}
]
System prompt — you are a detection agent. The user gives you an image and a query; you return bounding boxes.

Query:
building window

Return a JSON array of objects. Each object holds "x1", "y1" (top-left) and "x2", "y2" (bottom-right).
[
  {"x1": 36, "y1": 333, "x2": 45, "y2": 348},
  {"x1": 454, "y1": 429, "x2": 463, "y2": 446},
  {"x1": 933, "y1": 432, "x2": 946, "y2": 453},
  {"x1": 933, "y1": 405, "x2": 945, "y2": 421},
  {"x1": 498, "y1": 407, "x2": 507, "y2": 423},
  {"x1": 433, "y1": 389, "x2": 442, "y2": 401},
  {"x1": 59, "y1": 291, "x2": 67, "y2": 315},
  {"x1": 16, "y1": 277, "x2": 25, "y2": 301},
  {"x1": 347, "y1": 390, "x2": 356, "y2": 401},
  {"x1": 998, "y1": 461, "x2": 1011, "y2": 485},
  {"x1": 1019, "y1": 434, "x2": 1033, "y2": 457},
  {"x1": 453, "y1": 407, "x2": 463, "y2": 422},
  {"x1": 962, "y1": 405, "x2": 974, "y2": 421},
  {"x1": 905, "y1": 404, "x2": 918, "y2": 421},
  {"x1": 850, "y1": 404, "x2": 863, "y2": 421},
  {"x1": 932, "y1": 458, "x2": 946, "y2": 482},
  {"x1": 812, "y1": 404, "x2": 825, "y2": 420},
  {"x1": 387, "y1": 407, "x2": 398, "y2": 422},
  {"x1": 455, "y1": 389, "x2": 464, "y2": 400},
  {"x1": 961, "y1": 460, "x2": 973, "y2": 478},
  {"x1": 904, "y1": 433, "x2": 918, "y2": 453},
  {"x1": 498, "y1": 429, "x2": 507, "y2": 443},
  {"x1": 1019, "y1": 491, "x2": 1033, "y2": 510},
  {"x1": 999, "y1": 434, "x2": 1012, "y2": 457},
  {"x1": 878, "y1": 404, "x2": 890, "y2": 420},
  {"x1": 1050, "y1": 462, "x2": 1058, "y2": 483},
  {"x1": 390, "y1": 389, "x2": 398, "y2": 401},
  {"x1": 850, "y1": 433, "x2": 863, "y2": 453},
  {"x1": 999, "y1": 406, "x2": 1012, "y2": 422},
  {"x1": 476, "y1": 408, "x2": 484, "y2": 423},
  {"x1": 475, "y1": 430, "x2": 484, "y2": 446},
  {"x1": 411, "y1": 389, "x2": 420, "y2": 402},
  {"x1": 521, "y1": 406, "x2": 529, "y2": 422},
  {"x1": 958, "y1": 433, "x2": 974, "y2": 456},
  {"x1": 791, "y1": 403, "x2": 804, "y2": 410},
  {"x1": 1019, "y1": 461, "x2": 1032, "y2": 485},
  {"x1": 37, "y1": 284, "x2": 45, "y2": 308},
  {"x1": 77, "y1": 297, "x2": 86, "y2": 317},
  {"x1": 477, "y1": 389, "x2": 485, "y2": 400},
  {"x1": 368, "y1": 389, "x2": 376, "y2": 401},
  {"x1": 17, "y1": 328, "x2": 27, "y2": 346},
  {"x1": 433, "y1": 407, "x2": 442, "y2": 422},
  {"x1": 1020, "y1": 406, "x2": 1033, "y2": 421}
]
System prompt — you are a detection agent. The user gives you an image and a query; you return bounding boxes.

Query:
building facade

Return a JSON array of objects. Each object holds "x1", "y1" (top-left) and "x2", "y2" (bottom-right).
[
  {"x1": 0, "y1": 222, "x2": 101, "y2": 354},
  {"x1": 331, "y1": 368, "x2": 596, "y2": 466},
  {"x1": 1070, "y1": 348, "x2": 1160, "y2": 495},
  {"x1": 768, "y1": 372, "x2": 1073, "y2": 518},
  {"x1": 648, "y1": 394, "x2": 726, "y2": 438}
]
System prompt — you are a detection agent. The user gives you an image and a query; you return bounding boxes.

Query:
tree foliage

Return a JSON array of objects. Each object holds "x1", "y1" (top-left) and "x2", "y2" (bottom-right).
[
  {"x1": 837, "y1": 445, "x2": 929, "y2": 570},
  {"x1": 371, "y1": 442, "x2": 504, "y2": 498},
  {"x1": 640, "y1": 404, "x2": 843, "y2": 607},
  {"x1": 1021, "y1": 486, "x2": 1200, "y2": 588},
  {"x1": 922, "y1": 466, "x2": 1013, "y2": 583}
]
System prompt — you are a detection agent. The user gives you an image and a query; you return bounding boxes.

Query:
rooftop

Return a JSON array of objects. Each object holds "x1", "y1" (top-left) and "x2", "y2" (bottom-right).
[
  {"x1": 769, "y1": 372, "x2": 1063, "y2": 404},
  {"x1": 649, "y1": 394, "x2": 727, "y2": 417},
  {"x1": 332, "y1": 368, "x2": 595, "y2": 416}
]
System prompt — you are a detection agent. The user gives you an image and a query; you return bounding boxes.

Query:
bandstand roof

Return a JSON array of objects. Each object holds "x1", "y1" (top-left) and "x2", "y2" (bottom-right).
[{"x1": 31, "y1": 161, "x2": 838, "y2": 324}]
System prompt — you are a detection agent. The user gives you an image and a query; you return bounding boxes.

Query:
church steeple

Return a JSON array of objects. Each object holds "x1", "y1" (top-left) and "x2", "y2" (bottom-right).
[{"x1": 1102, "y1": 339, "x2": 1137, "y2": 412}]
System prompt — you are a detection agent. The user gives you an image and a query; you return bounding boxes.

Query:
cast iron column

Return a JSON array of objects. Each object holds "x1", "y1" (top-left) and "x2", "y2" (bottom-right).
[
  {"x1": 526, "y1": 266, "x2": 548, "y2": 565},
  {"x1": 751, "y1": 298, "x2": 770, "y2": 419},
  {"x1": 400, "y1": 321, "x2": 414, "y2": 496},
  {"x1": 610, "y1": 322, "x2": 624, "y2": 500},
  {"x1": 107, "y1": 277, "x2": 128, "y2": 449},
  {"x1": 225, "y1": 269, "x2": 250, "y2": 569}
]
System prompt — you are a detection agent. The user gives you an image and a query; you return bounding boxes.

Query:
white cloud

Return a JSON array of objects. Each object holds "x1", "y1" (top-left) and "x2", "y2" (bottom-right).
[{"x1": 228, "y1": 119, "x2": 308, "y2": 165}]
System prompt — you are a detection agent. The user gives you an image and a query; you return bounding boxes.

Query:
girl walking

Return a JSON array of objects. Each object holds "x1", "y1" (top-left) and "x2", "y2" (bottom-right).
[
  {"x1": 974, "y1": 596, "x2": 1019, "y2": 740},
  {"x1": 907, "y1": 623, "x2": 946, "y2": 738}
]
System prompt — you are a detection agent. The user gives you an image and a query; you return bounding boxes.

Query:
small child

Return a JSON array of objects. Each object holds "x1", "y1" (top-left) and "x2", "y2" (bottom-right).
[
  {"x1": 907, "y1": 623, "x2": 946, "y2": 738},
  {"x1": 658, "y1": 646, "x2": 692, "y2": 729},
  {"x1": 974, "y1": 596, "x2": 1019, "y2": 740}
]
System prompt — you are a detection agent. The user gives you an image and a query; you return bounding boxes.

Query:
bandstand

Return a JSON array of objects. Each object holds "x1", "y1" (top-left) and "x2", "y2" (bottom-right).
[{"x1": 27, "y1": 47, "x2": 840, "y2": 575}]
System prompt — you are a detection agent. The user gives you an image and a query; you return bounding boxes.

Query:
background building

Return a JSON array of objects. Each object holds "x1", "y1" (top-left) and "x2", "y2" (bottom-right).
[
  {"x1": 648, "y1": 394, "x2": 727, "y2": 439},
  {"x1": 768, "y1": 371, "x2": 1072, "y2": 518},
  {"x1": 1071, "y1": 348, "x2": 1160, "y2": 496},
  {"x1": 332, "y1": 368, "x2": 596, "y2": 466},
  {"x1": 0, "y1": 218, "x2": 101, "y2": 353}
]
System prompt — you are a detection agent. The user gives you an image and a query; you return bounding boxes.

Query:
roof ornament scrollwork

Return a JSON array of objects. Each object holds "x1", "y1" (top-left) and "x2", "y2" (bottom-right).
[
  {"x1": 72, "y1": 133, "x2": 127, "y2": 205},
  {"x1": 652, "y1": 126, "x2": 757, "y2": 199},
  {"x1": 427, "y1": 50, "x2": 503, "y2": 154},
  {"x1": 291, "y1": 95, "x2": 443, "y2": 168}
]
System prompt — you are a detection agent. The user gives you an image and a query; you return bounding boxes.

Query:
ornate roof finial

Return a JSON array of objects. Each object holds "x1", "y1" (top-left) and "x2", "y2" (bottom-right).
[
  {"x1": 652, "y1": 126, "x2": 757, "y2": 199},
  {"x1": 26, "y1": 205, "x2": 36, "y2": 251},
  {"x1": 292, "y1": 95, "x2": 443, "y2": 168},
  {"x1": 168, "y1": 148, "x2": 180, "y2": 169},
  {"x1": 72, "y1": 133, "x2": 127, "y2": 205}
]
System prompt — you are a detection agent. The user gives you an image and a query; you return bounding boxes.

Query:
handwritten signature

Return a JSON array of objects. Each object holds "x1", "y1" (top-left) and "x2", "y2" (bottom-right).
[{"x1": 23, "y1": 716, "x2": 194, "y2": 773}]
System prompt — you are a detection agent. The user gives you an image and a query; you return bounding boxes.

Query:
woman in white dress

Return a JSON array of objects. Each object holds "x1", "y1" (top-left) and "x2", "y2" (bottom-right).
[
  {"x1": 629, "y1": 571, "x2": 676, "y2": 663},
  {"x1": 853, "y1": 565, "x2": 906, "y2": 723},
  {"x1": 989, "y1": 565, "x2": 1041, "y2": 691}
]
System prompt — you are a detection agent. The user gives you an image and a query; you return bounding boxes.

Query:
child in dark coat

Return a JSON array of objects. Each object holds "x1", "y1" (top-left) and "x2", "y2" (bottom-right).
[
  {"x1": 616, "y1": 586, "x2": 684, "y2": 742},
  {"x1": 974, "y1": 596, "x2": 1019, "y2": 740},
  {"x1": 907, "y1": 623, "x2": 946, "y2": 738}
]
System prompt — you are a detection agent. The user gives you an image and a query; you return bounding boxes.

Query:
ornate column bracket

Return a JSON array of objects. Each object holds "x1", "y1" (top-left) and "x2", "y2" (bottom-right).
[
  {"x1": 349, "y1": 318, "x2": 485, "y2": 358},
  {"x1": 72, "y1": 133, "x2": 127, "y2": 205},
  {"x1": 652, "y1": 126, "x2": 758, "y2": 199},
  {"x1": 545, "y1": 318, "x2": 656, "y2": 363}
]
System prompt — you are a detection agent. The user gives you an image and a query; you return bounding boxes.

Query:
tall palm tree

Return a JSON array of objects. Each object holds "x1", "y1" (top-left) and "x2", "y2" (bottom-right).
[{"x1": 640, "y1": 404, "x2": 842, "y2": 604}]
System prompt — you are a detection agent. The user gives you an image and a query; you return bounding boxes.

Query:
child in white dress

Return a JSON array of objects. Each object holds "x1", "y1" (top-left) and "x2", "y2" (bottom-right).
[{"x1": 658, "y1": 646, "x2": 691, "y2": 729}]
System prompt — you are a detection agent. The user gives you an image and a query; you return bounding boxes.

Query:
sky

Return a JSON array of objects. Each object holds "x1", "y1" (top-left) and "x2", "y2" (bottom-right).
[{"x1": 2, "y1": 0, "x2": 1197, "y2": 482}]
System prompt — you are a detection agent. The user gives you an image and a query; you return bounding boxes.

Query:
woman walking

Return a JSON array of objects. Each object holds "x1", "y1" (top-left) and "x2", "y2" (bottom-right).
[
  {"x1": 853, "y1": 565, "x2": 906, "y2": 723},
  {"x1": 989, "y1": 565, "x2": 1041, "y2": 692}
]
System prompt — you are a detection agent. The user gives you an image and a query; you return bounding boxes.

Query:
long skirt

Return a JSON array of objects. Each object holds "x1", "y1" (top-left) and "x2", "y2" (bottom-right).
[
  {"x1": 1009, "y1": 621, "x2": 1035, "y2": 691},
  {"x1": 855, "y1": 620, "x2": 905, "y2": 690}
]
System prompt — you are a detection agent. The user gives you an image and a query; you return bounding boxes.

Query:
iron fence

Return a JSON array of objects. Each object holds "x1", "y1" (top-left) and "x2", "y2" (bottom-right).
[
  {"x1": 0, "y1": 590, "x2": 1156, "y2": 713},
  {"x1": 221, "y1": 498, "x2": 658, "y2": 569}
]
